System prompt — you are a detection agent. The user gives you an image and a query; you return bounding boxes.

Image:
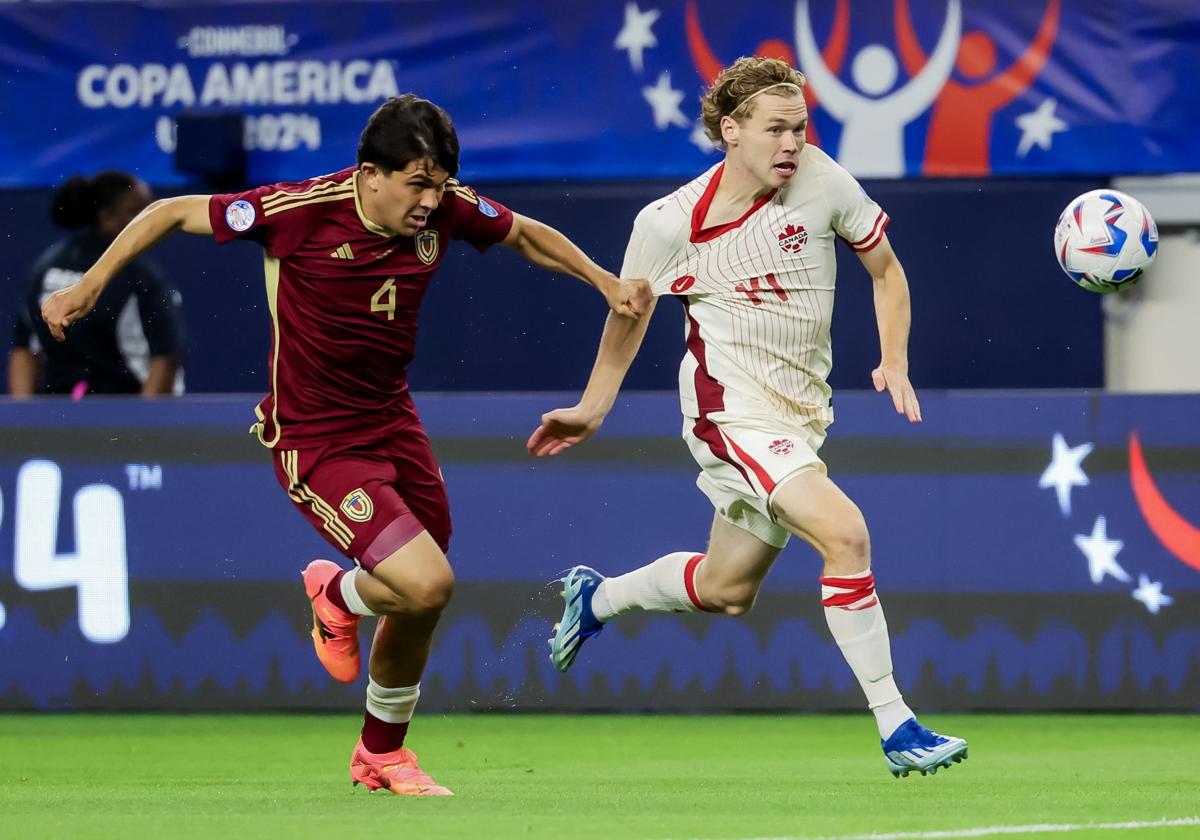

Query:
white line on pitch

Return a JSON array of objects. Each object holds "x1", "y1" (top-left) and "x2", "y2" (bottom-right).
[{"x1": 684, "y1": 815, "x2": 1200, "y2": 840}]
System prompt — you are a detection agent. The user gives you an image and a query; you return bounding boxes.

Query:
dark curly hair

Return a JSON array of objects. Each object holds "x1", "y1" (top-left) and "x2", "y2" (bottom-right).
[{"x1": 357, "y1": 93, "x2": 460, "y2": 176}]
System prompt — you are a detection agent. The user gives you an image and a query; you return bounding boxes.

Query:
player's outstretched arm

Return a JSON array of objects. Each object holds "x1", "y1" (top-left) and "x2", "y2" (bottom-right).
[
  {"x1": 500, "y1": 213, "x2": 652, "y2": 318},
  {"x1": 40, "y1": 195, "x2": 213, "y2": 341},
  {"x1": 528, "y1": 299, "x2": 658, "y2": 457},
  {"x1": 858, "y1": 233, "x2": 922, "y2": 423}
]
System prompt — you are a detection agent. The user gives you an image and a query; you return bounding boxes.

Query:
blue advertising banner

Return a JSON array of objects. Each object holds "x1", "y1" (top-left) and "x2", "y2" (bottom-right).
[
  {"x1": 0, "y1": 392, "x2": 1197, "y2": 711},
  {"x1": 0, "y1": 0, "x2": 1197, "y2": 185}
]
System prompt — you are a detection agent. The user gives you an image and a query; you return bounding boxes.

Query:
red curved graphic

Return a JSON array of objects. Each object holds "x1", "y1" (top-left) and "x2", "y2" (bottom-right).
[
  {"x1": 685, "y1": 0, "x2": 847, "y2": 148},
  {"x1": 685, "y1": 0, "x2": 725, "y2": 84},
  {"x1": 895, "y1": 0, "x2": 1060, "y2": 176},
  {"x1": 815, "y1": 0, "x2": 851, "y2": 77},
  {"x1": 1129, "y1": 430, "x2": 1200, "y2": 572}
]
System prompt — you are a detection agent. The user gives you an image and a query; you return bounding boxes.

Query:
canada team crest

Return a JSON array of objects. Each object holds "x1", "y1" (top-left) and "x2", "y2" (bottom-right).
[
  {"x1": 769, "y1": 438, "x2": 794, "y2": 455},
  {"x1": 778, "y1": 224, "x2": 808, "y2": 253},
  {"x1": 340, "y1": 488, "x2": 374, "y2": 523},
  {"x1": 415, "y1": 230, "x2": 439, "y2": 265}
]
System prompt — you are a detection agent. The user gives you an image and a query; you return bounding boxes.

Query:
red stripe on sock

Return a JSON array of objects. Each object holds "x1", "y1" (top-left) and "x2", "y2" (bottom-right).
[
  {"x1": 683, "y1": 553, "x2": 712, "y2": 612},
  {"x1": 821, "y1": 587, "x2": 876, "y2": 608},
  {"x1": 820, "y1": 572, "x2": 877, "y2": 610},
  {"x1": 819, "y1": 573, "x2": 875, "y2": 590}
]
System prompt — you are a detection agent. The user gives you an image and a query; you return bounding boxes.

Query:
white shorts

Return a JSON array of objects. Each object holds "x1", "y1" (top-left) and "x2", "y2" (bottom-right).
[{"x1": 683, "y1": 416, "x2": 828, "y2": 549}]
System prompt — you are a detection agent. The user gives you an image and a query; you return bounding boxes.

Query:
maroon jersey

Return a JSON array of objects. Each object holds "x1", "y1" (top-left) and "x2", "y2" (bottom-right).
[{"x1": 209, "y1": 167, "x2": 513, "y2": 449}]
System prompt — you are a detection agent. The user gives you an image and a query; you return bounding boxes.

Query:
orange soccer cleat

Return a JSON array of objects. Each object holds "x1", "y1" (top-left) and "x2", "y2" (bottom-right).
[
  {"x1": 301, "y1": 559, "x2": 361, "y2": 683},
  {"x1": 350, "y1": 740, "x2": 454, "y2": 796}
]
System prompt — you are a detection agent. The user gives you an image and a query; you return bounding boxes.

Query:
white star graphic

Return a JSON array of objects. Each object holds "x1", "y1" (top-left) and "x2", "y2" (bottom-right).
[
  {"x1": 1039, "y1": 432, "x2": 1093, "y2": 517},
  {"x1": 1131, "y1": 574, "x2": 1173, "y2": 614},
  {"x1": 642, "y1": 71, "x2": 689, "y2": 130},
  {"x1": 614, "y1": 2, "x2": 660, "y2": 74},
  {"x1": 1016, "y1": 98, "x2": 1067, "y2": 157},
  {"x1": 1074, "y1": 515, "x2": 1131, "y2": 586},
  {"x1": 690, "y1": 121, "x2": 716, "y2": 153}
]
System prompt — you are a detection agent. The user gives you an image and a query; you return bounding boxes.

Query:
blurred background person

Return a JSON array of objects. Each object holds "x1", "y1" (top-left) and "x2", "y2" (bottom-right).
[{"x1": 9, "y1": 170, "x2": 184, "y2": 398}]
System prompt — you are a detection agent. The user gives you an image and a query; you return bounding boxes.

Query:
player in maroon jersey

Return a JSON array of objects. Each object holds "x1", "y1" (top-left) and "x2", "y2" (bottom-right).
[{"x1": 41, "y1": 94, "x2": 651, "y2": 796}]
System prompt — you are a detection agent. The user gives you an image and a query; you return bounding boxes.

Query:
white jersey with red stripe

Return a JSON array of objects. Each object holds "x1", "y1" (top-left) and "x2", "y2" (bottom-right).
[{"x1": 621, "y1": 144, "x2": 888, "y2": 431}]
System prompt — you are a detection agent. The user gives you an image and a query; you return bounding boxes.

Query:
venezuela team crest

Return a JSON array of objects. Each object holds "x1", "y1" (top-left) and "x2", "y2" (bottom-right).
[
  {"x1": 340, "y1": 488, "x2": 374, "y2": 522},
  {"x1": 415, "y1": 230, "x2": 439, "y2": 265}
]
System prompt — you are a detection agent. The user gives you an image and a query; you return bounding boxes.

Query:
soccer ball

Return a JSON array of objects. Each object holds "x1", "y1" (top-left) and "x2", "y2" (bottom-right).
[{"x1": 1053, "y1": 189, "x2": 1158, "y2": 293}]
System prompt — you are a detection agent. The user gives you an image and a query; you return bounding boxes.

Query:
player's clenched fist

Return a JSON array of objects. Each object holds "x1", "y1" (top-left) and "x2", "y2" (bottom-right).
[
  {"x1": 608, "y1": 277, "x2": 652, "y2": 318},
  {"x1": 41, "y1": 282, "x2": 100, "y2": 341}
]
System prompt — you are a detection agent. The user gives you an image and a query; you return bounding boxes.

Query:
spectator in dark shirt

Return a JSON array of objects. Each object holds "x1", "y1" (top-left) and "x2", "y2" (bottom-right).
[{"x1": 9, "y1": 170, "x2": 184, "y2": 397}]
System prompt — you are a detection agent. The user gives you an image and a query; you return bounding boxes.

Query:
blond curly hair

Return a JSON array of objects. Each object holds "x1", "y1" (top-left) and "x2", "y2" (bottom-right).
[{"x1": 700, "y1": 56, "x2": 807, "y2": 147}]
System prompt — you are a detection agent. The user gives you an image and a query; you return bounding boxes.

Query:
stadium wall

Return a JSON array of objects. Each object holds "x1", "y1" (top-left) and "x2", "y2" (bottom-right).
[
  {"x1": 0, "y1": 391, "x2": 1196, "y2": 712},
  {"x1": 0, "y1": 176, "x2": 1105, "y2": 394},
  {"x1": 1105, "y1": 176, "x2": 1200, "y2": 393}
]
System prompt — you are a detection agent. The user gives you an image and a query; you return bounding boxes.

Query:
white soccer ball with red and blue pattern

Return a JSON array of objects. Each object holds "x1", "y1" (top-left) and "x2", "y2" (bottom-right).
[{"x1": 1054, "y1": 189, "x2": 1158, "y2": 293}]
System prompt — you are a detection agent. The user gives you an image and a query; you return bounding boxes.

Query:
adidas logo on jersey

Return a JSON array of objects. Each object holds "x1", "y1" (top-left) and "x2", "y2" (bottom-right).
[{"x1": 330, "y1": 244, "x2": 355, "y2": 260}]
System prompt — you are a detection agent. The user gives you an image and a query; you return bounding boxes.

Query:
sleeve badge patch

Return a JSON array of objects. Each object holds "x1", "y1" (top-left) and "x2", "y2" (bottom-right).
[{"x1": 225, "y1": 199, "x2": 256, "y2": 232}]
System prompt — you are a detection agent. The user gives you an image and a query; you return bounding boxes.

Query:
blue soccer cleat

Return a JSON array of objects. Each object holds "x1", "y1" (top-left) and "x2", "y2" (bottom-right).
[
  {"x1": 548, "y1": 565, "x2": 606, "y2": 672},
  {"x1": 881, "y1": 718, "x2": 968, "y2": 778}
]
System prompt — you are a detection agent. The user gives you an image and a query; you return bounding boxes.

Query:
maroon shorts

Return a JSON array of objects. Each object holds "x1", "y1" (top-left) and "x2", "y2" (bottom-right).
[{"x1": 271, "y1": 425, "x2": 451, "y2": 571}]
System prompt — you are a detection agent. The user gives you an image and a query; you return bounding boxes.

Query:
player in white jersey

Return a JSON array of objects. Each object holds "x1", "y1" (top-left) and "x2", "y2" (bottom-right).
[{"x1": 531, "y1": 57, "x2": 967, "y2": 778}]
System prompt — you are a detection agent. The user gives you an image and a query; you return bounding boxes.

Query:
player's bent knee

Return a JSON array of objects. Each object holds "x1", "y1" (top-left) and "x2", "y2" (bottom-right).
[
  {"x1": 405, "y1": 569, "x2": 455, "y2": 615},
  {"x1": 773, "y1": 506, "x2": 872, "y2": 573},
  {"x1": 367, "y1": 529, "x2": 456, "y2": 616},
  {"x1": 835, "y1": 520, "x2": 871, "y2": 558}
]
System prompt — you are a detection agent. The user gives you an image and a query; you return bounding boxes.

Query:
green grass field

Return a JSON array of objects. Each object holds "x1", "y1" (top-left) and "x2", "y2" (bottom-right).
[{"x1": 1, "y1": 714, "x2": 1197, "y2": 840}]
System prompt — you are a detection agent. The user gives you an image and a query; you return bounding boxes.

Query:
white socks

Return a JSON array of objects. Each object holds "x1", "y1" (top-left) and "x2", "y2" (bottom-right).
[
  {"x1": 591, "y1": 552, "x2": 708, "y2": 622},
  {"x1": 820, "y1": 569, "x2": 912, "y2": 739},
  {"x1": 590, "y1": 557, "x2": 913, "y2": 740},
  {"x1": 341, "y1": 567, "x2": 378, "y2": 617},
  {"x1": 365, "y1": 679, "x2": 420, "y2": 723},
  {"x1": 872, "y1": 697, "x2": 915, "y2": 741}
]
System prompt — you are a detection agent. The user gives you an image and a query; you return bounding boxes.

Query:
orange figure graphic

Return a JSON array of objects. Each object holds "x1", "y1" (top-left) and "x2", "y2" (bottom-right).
[
  {"x1": 686, "y1": 0, "x2": 849, "y2": 148},
  {"x1": 895, "y1": 0, "x2": 1059, "y2": 175}
]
